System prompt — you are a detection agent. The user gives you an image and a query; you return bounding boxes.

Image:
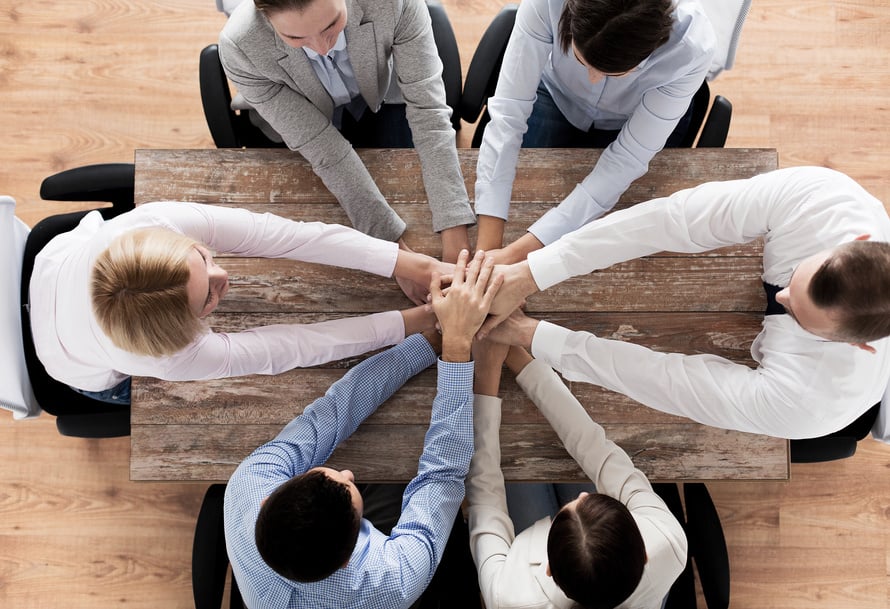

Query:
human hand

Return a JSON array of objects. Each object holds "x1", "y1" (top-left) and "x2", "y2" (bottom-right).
[
  {"x1": 431, "y1": 249, "x2": 503, "y2": 362},
  {"x1": 480, "y1": 308, "x2": 538, "y2": 350},
  {"x1": 393, "y1": 243, "x2": 455, "y2": 305},
  {"x1": 477, "y1": 261, "x2": 539, "y2": 338}
]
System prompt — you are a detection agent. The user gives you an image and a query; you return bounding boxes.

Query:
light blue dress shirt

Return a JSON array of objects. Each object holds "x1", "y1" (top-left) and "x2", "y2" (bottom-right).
[
  {"x1": 303, "y1": 30, "x2": 367, "y2": 126},
  {"x1": 224, "y1": 334, "x2": 475, "y2": 609},
  {"x1": 474, "y1": 0, "x2": 716, "y2": 245}
]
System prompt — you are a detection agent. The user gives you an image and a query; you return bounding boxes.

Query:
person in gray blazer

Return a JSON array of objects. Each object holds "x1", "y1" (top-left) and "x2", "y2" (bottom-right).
[{"x1": 219, "y1": 0, "x2": 476, "y2": 292}]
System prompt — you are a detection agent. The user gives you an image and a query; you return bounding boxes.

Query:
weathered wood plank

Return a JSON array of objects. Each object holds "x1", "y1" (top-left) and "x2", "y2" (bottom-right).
[
  {"x1": 196, "y1": 255, "x2": 766, "y2": 313},
  {"x1": 134, "y1": 148, "x2": 778, "y2": 206},
  {"x1": 130, "y1": 422, "x2": 787, "y2": 483}
]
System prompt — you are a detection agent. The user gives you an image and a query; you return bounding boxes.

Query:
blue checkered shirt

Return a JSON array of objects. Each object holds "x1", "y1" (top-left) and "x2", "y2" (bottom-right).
[{"x1": 224, "y1": 334, "x2": 475, "y2": 609}]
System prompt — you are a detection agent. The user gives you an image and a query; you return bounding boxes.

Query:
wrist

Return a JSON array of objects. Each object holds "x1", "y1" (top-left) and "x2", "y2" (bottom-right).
[{"x1": 441, "y1": 336, "x2": 473, "y2": 362}]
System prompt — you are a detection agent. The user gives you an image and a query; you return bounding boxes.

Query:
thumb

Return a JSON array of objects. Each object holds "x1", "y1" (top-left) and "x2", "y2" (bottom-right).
[{"x1": 477, "y1": 311, "x2": 508, "y2": 341}]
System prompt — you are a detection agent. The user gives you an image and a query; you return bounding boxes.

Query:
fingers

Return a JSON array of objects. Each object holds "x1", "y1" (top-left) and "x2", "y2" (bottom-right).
[
  {"x1": 429, "y1": 271, "x2": 444, "y2": 302},
  {"x1": 451, "y1": 248, "x2": 471, "y2": 287},
  {"x1": 477, "y1": 311, "x2": 507, "y2": 341}
]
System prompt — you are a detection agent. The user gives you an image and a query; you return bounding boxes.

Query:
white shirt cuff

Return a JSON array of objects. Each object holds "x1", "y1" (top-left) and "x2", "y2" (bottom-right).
[{"x1": 530, "y1": 320, "x2": 572, "y2": 369}]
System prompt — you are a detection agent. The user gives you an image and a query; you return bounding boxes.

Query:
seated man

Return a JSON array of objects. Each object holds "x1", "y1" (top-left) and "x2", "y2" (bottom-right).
[
  {"x1": 224, "y1": 250, "x2": 501, "y2": 609},
  {"x1": 481, "y1": 166, "x2": 890, "y2": 441},
  {"x1": 468, "y1": 345, "x2": 686, "y2": 609}
]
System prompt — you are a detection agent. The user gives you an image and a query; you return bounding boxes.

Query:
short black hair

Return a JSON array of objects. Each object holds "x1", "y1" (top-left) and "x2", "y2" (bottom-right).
[
  {"x1": 558, "y1": 0, "x2": 674, "y2": 73},
  {"x1": 547, "y1": 493, "x2": 646, "y2": 609},
  {"x1": 255, "y1": 469, "x2": 361, "y2": 582}
]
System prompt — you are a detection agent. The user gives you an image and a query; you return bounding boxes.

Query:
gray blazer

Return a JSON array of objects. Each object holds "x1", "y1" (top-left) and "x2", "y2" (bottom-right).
[{"x1": 219, "y1": 0, "x2": 475, "y2": 242}]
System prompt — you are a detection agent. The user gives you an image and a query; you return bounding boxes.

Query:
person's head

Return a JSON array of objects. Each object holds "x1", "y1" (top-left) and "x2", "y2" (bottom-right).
[
  {"x1": 558, "y1": 0, "x2": 674, "y2": 83},
  {"x1": 91, "y1": 228, "x2": 229, "y2": 358},
  {"x1": 775, "y1": 235, "x2": 890, "y2": 351},
  {"x1": 546, "y1": 491, "x2": 646, "y2": 609},
  {"x1": 255, "y1": 467, "x2": 363, "y2": 582},
  {"x1": 255, "y1": 0, "x2": 348, "y2": 55}
]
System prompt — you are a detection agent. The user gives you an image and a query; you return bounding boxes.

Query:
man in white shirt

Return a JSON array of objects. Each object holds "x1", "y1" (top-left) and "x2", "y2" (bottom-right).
[{"x1": 479, "y1": 166, "x2": 890, "y2": 441}]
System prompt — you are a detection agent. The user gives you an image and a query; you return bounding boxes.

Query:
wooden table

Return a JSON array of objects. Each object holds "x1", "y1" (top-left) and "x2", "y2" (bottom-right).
[{"x1": 130, "y1": 147, "x2": 788, "y2": 483}]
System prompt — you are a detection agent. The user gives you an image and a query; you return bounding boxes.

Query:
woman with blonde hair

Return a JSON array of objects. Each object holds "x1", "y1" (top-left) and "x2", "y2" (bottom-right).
[{"x1": 28, "y1": 201, "x2": 443, "y2": 405}]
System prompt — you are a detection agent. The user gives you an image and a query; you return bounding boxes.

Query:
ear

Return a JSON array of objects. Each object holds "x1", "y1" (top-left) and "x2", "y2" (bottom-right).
[
  {"x1": 854, "y1": 233, "x2": 871, "y2": 241},
  {"x1": 545, "y1": 562, "x2": 551, "y2": 577},
  {"x1": 851, "y1": 342, "x2": 877, "y2": 354}
]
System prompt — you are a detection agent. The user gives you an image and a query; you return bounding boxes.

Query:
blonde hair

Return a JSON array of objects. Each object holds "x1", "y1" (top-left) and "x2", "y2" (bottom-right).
[{"x1": 91, "y1": 228, "x2": 206, "y2": 357}]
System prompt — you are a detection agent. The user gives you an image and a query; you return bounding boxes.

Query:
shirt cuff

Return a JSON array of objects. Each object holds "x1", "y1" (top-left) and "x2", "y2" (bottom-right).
[
  {"x1": 401, "y1": 332, "x2": 440, "y2": 369},
  {"x1": 530, "y1": 320, "x2": 572, "y2": 371},
  {"x1": 437, "y1": 359, "x2": 475, "y2": 398},
  {"x1": 431, "y1": 201, "x2": 478, "y2": 233},
  {"x1": 474, "y1": 181, "x2": 512, "y2": 221},
  {"x1": 472, "y1": 394, "x2": 503, "y2": 409},
  {"x1": 526, "y1": 241, "x2": 571, "y2": 291}
]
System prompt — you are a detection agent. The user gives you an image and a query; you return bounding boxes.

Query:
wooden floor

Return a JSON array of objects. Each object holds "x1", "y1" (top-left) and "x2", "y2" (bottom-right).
[{"x1": 1, "y1": 0, "x2": 889, "y2": 606}]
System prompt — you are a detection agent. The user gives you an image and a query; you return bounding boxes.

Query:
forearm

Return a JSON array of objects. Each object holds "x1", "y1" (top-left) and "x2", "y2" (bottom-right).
[
  {"x1": 476, "y1": 215, "x2": 505, "y2": 252},
  {"x1": 440, "y1": 225, "x2": 470, "y2": 263},
  {"x1": 156, "y1": 311, "x2": 405, "y2": 380}
]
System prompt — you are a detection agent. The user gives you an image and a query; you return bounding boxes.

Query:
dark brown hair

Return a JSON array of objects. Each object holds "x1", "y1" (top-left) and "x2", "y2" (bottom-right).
[
  {"x1": 558, "y1": 0, "x2": 674, "y2": 73},
  {"x1": 255, "y1": 469, "x2": 361, "y2": 582},
  {"x1": 809, "y1": 240, "x2": 890, "y2": 343},
  {"x1": 547, "y1": 493, "x2": 646, "y2": 609},
  {"x1": 254, "y1": 0, "x2": 318, "y2": 13}
]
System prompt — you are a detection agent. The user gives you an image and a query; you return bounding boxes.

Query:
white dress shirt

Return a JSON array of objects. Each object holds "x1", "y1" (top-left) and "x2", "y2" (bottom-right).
[
  {"x1": 474, "y1": 0, "x2": 715, "y2": 245},
  {"x1": 467, "y1": 359, "x2": 687, "y2": 609},
  {"x1": 29, "y1": 202, "x2": 403, "y2": 392},
  {"x1": 525, "y1": 166, "x2": 890, "y2": 440}
]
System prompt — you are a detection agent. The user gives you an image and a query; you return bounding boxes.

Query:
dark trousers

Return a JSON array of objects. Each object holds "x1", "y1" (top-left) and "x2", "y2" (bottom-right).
[{"x1": 359, "y1": 484, "x2": 482, "y2": 609}]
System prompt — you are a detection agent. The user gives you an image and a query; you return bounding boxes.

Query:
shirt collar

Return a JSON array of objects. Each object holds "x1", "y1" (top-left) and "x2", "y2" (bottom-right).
[{"x1": 302, "y1": 30, "x2": 348, "y2": 60}]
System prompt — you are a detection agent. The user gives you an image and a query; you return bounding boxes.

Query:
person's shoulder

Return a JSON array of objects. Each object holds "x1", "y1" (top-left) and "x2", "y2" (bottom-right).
[{"x1": 221, "y1": 0, "x2": 271, "y2": 47}]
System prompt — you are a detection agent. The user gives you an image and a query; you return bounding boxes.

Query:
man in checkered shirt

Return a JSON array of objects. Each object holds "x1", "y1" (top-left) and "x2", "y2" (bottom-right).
[{"x1": 224, "y1": 250, "x2": 502, "y2": 608}]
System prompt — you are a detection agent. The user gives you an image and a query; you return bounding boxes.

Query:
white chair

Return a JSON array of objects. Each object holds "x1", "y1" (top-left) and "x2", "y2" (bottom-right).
[
  {"x1": 0, "y1": 195, "x2": 40, "y2": 420},
  {"x1": 702, "y1": 0, "x2": 753, "y2": 81}
]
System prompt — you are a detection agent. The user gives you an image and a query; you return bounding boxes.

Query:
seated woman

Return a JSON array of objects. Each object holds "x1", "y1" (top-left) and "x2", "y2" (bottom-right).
[
  {"x1": 468, "y1": 345, "x2": 687, "y2": 609},
  {"x1": 474, "y1": 0, "x2": 715, "y2": 257},
  {"x1": 28, "y1": 201, "x2": 444, "y2": 405},
  {"x1": 219, "y1": 0, "x2": 476, "y2": 263}
]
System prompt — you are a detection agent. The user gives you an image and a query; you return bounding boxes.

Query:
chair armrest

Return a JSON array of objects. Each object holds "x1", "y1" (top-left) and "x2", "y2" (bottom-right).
[
  {"x1": 684, "y1": 483, "x2": 730, "y2": 609},
  {"x1": 427, "y1": 2, "x2": 462, "y2": 129},
  {"x1": 696, "y1": 95, "x2": 733, "y2": 148},
  {"x1": 458, "y1": 4, "x2": 518, "y2": 124},
  {"x1": 790, "y1": 436, "x2": 858, "y2": 463},
  {"x1": 39, "y1": 163, "x2": 135, "y2": 216},
  {"x1": 193, "y1": 484, "x2": 233, "y2": 609},
  {"x1": 200, "y1": 44, "x2": 241, "y2": 148}
]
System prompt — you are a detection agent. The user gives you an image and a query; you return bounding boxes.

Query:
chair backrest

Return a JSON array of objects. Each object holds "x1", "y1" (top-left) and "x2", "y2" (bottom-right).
[
  {"x1": 201, "y1": 1, "x2": 464, "y2": 148},
  {"x1": 700, "y1": 0, "x2": 752, "y2": 81},
  {"x1": 1, "y1": 195, "x2": 40, "y2": 421}
]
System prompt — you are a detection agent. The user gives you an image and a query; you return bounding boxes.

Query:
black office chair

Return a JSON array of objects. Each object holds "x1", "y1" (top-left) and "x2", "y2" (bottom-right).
[
  {"x1": 655, "y1": 482, "x2": 730, "y2": 609},
  {"x1": 790, "y1": 403, "x2": 881, "y2": 463},
  {"x1": 457, "y1": 3, "x2": 518, "y2": 148},
  {"x1": 459, "y1": 4, "x2": 733, "y2": 149},
  {"x1": 193, "y1": 482, "x2": 482, "y2": 609},
  {"x1": 17, "y1": 163, "x2": 136, "y2": 438},
  {"x1": 200, "y1": 1, "x2": 463, "y2": 148}
]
